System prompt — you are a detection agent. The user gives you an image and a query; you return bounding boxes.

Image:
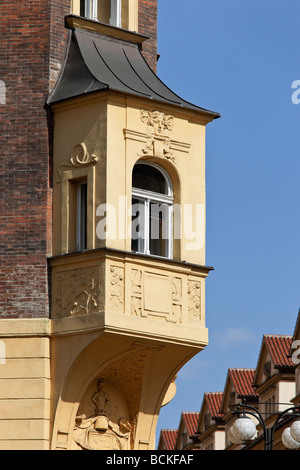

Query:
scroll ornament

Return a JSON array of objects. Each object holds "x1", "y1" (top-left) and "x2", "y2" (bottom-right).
[
  {"x1": 57, "y1": 142, "x2": 99, "y2": 180},
  {"x1": 70, "y1": 142, "x2": 99, "y2": 167}
]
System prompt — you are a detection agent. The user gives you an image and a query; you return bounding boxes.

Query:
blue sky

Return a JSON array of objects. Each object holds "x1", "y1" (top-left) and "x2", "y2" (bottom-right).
[{"x1": 155, "y1": 0, "x2": 300, "y2": 438}]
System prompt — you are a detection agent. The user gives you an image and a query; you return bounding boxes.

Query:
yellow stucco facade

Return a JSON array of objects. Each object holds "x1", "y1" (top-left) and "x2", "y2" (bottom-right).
[{"x1": 0, "y1": 13, "x2": 218, "y2": 450}]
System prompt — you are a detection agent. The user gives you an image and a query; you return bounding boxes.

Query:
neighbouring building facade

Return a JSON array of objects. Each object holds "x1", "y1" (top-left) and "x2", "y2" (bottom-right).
[
  {"x1": 0, "y1": 0, "x2": 219, "y2": 450},
  {"x1": 196, "y1": 392, "x2": 225, "y2": 450},
  {"x1": 159, "y1": 315, "x2": 300, "y2": 451}
]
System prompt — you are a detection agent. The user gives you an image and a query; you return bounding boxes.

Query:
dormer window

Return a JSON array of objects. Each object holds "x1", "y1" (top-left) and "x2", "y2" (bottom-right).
[{"x1": 79, "y1": 0, "x2": 123, "y2": 28}]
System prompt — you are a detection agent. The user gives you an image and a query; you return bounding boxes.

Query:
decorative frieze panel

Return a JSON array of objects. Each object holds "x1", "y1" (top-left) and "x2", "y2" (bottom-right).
[
  {"x1": 130, "y1": 269, "x2": 183, "y2": 324},
  {"x1": 50, "y1": 251, "x2": 206, "y2": 330},
  {"x1": 131, "y1": 269, "x2": 144, "y2": 317},
  {"x1": 187, "y1": 279, "x2": 201, "y2": 321},
  {"x1": 109, "y1": 265, "x2": 124, "y2": 312},
  {"x1": 53, "y1": 266, "x2": 100, "y2": 318}
]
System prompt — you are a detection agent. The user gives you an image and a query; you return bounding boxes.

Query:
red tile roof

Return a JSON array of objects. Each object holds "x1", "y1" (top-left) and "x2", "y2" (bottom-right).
[
  {"x1": 229, "y1": 368, "x2": 258, "y2": 398},
  {"x1": 160, "y1": 429, "x2": 178, "y2": 450},
  {"x1": 182, "y1": 412, "x2": 200, "y2": 437},
  {"x1": 264, "y1": 334, "x2": 294, "y2": 368},
  {"x1": 205, "y1": 392, "x2": 224, "y2": 418}
]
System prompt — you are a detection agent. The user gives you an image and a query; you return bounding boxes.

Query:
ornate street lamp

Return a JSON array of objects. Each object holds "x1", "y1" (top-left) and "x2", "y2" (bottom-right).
[{"x1": 230, "y1": 399, "x2": 300, "y2": 450}]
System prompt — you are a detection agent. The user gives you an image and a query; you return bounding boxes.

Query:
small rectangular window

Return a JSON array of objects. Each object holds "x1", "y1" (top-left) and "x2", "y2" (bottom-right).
[{"x1": 76, "y1": 181, "x2": 87, "y2": 252}]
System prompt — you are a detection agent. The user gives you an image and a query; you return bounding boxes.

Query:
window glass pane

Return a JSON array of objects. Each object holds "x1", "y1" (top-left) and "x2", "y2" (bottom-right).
[
  {"x1": 77, "y1": 182, "x2": 87, "y2": 251},
  {"x1": 97, "y1": 0, "x2": 111, "y2": 23},
  {"x1": 149, "y1": 202, "x2": 168, "y2": 257},
  {"x1": 132, "y1": 164, "x2": 167, "y2": 194},
  {"x1": 131, "y1": 198, "x2": 145, "y2": 253},
  {"x1": 80, "y1": 0, "x2": 85, "y2": 17}
]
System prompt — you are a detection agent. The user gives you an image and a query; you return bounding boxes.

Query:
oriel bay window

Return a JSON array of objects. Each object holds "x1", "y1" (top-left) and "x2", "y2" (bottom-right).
[{"x1": 131, "y1": 162, "x2": 173, "y2": 259}]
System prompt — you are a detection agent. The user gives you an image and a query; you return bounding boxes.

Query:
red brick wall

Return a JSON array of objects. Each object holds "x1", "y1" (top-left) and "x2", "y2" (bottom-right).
[
  {"x1": 0, "y1": 0, "x2": 158, "y2": 319},
  {"x1": 0, "y1": 0, "x2": 70, "y2": 318},
  {"x1": 138, "y1": 0, "x2": 158, "y2": 72}
]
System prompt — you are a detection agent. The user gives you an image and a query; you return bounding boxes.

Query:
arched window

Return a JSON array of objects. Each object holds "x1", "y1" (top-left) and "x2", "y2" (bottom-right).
[{"x1": 131, "y1": 163, "x2": 173, "y2": 258}]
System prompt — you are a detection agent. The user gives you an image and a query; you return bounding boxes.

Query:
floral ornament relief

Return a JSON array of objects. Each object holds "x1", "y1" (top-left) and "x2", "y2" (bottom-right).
[
  {"x1": 54, "y1": 267, "x2": 99, "y2": 318},
  {"x1": 109, "y1": 266, "x2": 124, "y2": 311},
  {"x1": 187, "y1": 280, "x2": 201, "y2": 321},
  {"x1": 138, "y1": 110, "x2": 176, "y2": 163}
]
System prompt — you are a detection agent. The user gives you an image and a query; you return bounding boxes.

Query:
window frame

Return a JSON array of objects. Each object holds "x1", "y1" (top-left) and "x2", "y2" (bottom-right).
[
  {"x1": 110, "y1": 0, "x2": 122, "y2": 27},
  {"x1": 80, "y1": 0, "x2": 122, "y2": 27},
  {"x1": 82, "y1": 0, "x2": 98, "y2": 21},
  {"x1": 61, "y1": 166, "x2": 95, "y2": 255},
  {"x1": 76, "y1": 180, "x2": 88, "y2": 252},
  {"x1": 131, "y1": 162, "x2": 174, "y2": 259}
]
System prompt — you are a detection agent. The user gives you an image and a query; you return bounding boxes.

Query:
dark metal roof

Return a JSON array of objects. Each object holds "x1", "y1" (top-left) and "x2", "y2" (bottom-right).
[{"x1": 48, "y1": 17, "x2": 220, "y2": 120}]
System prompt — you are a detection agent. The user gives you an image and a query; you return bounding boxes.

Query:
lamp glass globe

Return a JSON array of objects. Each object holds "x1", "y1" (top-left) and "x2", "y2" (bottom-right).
[
  {"x1": 282, "y1": 427, "x2": 300, "y2": 450},
  {"x1": 232, "y1": 416, "x2": 256, "y2": 441},
  {"x1": 290, "y1": 420, "x2": 300, "y2": 443},
  {"x1": 229, "y1": 426, "x2": 244, "y2": 445}
]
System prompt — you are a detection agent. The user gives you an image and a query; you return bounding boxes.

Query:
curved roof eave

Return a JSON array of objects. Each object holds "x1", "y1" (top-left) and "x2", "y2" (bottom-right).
[{"x1": 47, "y1": 16, "x2": 220, "y2": 122}]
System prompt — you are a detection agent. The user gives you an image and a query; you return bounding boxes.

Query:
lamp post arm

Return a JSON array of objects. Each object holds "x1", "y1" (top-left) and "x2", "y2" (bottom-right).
[
  {"x1": 231, "y1": 402, "x2": 300, "y2": 450},
  {"x1": 230, "y1": 401, "x2": 269, "y2": 448},
  {"x1": 267, "y1": 405, "x2": 300, "y2": 450},
  {"x1": 231, "y1": 401, "x2": 267, "y2": 434}
]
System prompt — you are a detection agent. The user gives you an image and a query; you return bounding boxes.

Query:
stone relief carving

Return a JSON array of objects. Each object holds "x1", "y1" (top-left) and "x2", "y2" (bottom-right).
[
  {"x1": 73, "y1": 379, "x2": 135, "y2": 451},
  {"x1": 187, "y1": 280, "x2": 201, "y2": 321},
  {"x1": 130, "y1": 269, "x2": 182, "y2": 323},
  {"x1": 54, "y1": 267, "x2": 99, "y2": 318},
  {"x1": 70, "y1": 142, "x2": 99, "y2": 167},
  {"x1": 57, "y1": 142, "x2": 99, "y2": 181},
  {"x1": 138, "y1": 110, "x2": 176, "y2": 163},
  {"x1": 73, "y1": 415, "x2": 134, "y2": 450},
  {"x1": 131, "y1": 269, "x2": 145, "y2": 317},
  {"x1": 109, "y1": 266, "x2": 124, "y2": 311},
  {"x1": 171, "y1": 277, "x2": 183, "y2": 324}
]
